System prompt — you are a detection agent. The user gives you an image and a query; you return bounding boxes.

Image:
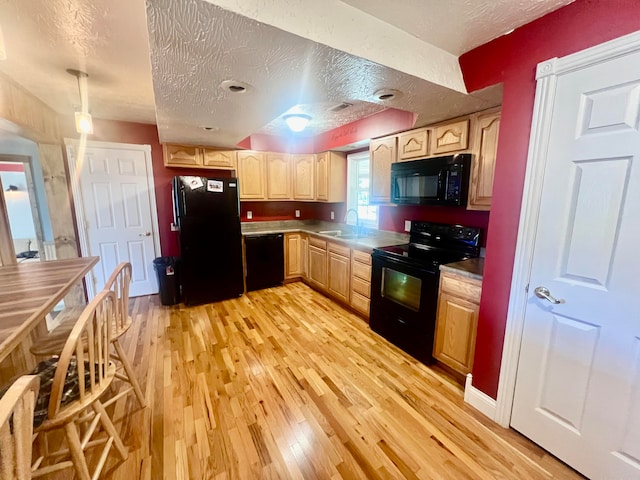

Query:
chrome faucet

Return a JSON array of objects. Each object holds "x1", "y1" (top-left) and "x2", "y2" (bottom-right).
[{"x1": 344, "y1": 208, "x2": 360, "y2": 235}]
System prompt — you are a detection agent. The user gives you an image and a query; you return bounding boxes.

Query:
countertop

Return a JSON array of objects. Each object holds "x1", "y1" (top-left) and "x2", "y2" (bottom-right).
[
  {"x1": 241, "y1": 220, "x2": 409, "y2": 251},
  {"x1": 439, "y1": 257, "x2": 484, "y2": 281}
]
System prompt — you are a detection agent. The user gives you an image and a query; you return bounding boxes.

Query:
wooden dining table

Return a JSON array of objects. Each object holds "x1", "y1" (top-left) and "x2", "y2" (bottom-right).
[{"x1": 0, "y1": 256, "x2": 98, "y2": 382}]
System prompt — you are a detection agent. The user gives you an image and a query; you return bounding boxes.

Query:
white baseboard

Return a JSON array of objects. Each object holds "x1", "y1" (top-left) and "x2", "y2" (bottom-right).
[{"x1": 464, "y1": 374, "x2": 497, "y2": 421}]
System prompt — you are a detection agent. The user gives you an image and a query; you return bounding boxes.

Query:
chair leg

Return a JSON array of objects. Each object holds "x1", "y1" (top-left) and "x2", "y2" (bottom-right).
[
  {"x1": 113, "y1": 339, "x2": 146, "y2": 407},
  {"x1": 93, "y1": 400, "x2": 128, "y2": 461},
  {"x1": 64, "y1": 421, "x2": 91, "y2": 480}
]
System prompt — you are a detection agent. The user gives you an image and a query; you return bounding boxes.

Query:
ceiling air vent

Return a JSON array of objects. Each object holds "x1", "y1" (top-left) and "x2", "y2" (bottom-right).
[{"x1": 328, "y1": 102, "x2": 353, "y2": 113}]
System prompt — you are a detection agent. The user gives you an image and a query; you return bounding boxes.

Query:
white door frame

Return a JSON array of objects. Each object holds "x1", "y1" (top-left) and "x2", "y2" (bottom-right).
[
  {"x1": 466, "y1": 30, "x2": 640, "y2": 427},
  {"x1": 64, "y1": 138, "x2": 162, "y2": 299}
]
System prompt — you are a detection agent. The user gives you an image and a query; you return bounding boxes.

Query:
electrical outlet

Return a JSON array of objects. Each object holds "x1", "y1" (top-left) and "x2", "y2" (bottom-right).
[
  {"x1": 295, "y1": 209, "x2": 301, "y2": 218},
  {"x1": 404, "y1": 220, "x2": 411, "y2": 232},
  {"x1": 330, "y1": 211, "x2": 335, "y2": 220},
  {"x1": 247, "y1": 211, "x2": 253, "y2": 220},
  {"x1": 170, "y1": 223, "x2": 179, "y2": 232}
]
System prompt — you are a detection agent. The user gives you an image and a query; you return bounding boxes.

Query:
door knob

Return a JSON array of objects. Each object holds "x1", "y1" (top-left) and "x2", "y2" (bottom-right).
[
  {"x1": 534, "y1": 286, "x2": 564, "y2": 304},
  {"x1": 139, "y1": 231, "x2": 151, "y2": 237}
]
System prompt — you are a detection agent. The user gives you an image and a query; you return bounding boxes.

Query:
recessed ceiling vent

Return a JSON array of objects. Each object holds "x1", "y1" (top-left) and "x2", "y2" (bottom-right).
[
  {"x1": 374, "y1": 88, "x2": 401, "y2": 102},
  {"x1": 220, "y1": 80, "x2": 250, "y2": 93},
  {"x1": 328, "y1": 102, "x2": 353, "y2": 113}
]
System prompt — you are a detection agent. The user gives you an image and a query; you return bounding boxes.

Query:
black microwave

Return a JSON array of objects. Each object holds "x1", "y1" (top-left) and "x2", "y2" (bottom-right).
[{"x1": 390, "y1": 153, "x2": 471, "y2": 206}]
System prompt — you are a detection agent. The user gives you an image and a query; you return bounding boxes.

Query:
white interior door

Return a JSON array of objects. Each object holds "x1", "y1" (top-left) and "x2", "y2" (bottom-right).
[
  {"x1": 67, "y1": 142, "x2": 160, "y2": 297},
  {"x1": 510, "y1": 45, "x2": 640, "y2": 478}
]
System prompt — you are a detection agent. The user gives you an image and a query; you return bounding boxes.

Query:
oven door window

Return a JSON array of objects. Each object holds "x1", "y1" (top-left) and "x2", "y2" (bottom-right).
[{"x1": 381, "y1": 267, "x2": 421, "y2": 312}]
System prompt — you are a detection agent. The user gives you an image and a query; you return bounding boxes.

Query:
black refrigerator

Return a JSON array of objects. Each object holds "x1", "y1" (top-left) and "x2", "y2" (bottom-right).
[{"x1": 173, "y1": 176, "x2": 244, "y2": 306}]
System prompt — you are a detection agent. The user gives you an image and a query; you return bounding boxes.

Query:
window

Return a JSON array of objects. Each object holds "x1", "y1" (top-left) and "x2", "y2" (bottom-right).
[{"x1": 346, "y1": 151, "x2": 378, "y2": 229}]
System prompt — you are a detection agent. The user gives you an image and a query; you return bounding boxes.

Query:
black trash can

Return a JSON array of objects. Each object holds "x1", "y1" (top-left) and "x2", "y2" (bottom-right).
[{"x1": 153, "y1": 257, "x2": 181, "y2": 306}]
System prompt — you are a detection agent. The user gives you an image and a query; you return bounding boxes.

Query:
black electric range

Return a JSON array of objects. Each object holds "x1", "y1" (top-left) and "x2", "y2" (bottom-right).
[{"x1": 369, "y1": 221, "x2": 481, "y2": 364}]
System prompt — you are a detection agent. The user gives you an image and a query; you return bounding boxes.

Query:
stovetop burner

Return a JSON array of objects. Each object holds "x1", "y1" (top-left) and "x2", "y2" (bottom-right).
[{"x1": 373, "y1": 221, "x2": 481, "y2": 271}]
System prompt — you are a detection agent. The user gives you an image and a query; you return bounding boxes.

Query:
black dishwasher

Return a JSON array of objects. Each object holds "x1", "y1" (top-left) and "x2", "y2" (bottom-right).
[{"x1": 244, "y1": 234, "x2": 285, "y2": 291}]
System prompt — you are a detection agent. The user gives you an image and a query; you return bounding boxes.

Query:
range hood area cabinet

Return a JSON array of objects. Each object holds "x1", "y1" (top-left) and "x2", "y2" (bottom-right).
[
  {"x1": 368, "y1": 107, "x2": 500, "y2": 211},
  {"x1": 163, "y1": 144, "x2": 238, "y2": 170}
]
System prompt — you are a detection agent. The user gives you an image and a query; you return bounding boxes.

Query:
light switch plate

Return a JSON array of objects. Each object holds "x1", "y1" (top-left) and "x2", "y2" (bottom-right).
[
  {"x1": 247, "y1": 211, "x2": 253, "y2": 219},
  {"x1": 170, "y1": 223, "x2": 179, "y2": 232},
  {"x1": 404, "y1": 220, "x2": 411, "y2": 232},
  {"x1": 295, "y1": 210, "x2": 301, "y2": 218},
  {"x1": 330, "y1": 211, "x2": 335, "y2": 220}
]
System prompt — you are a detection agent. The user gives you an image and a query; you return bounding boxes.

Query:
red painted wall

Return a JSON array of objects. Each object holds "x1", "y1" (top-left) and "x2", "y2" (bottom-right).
[
  {"x1": 240, "y1": 201, "x2": 345, "y2": 223},
  {"x1": 0, "y1": 163, "x2": 25, "y2": 172},
  {"x1": 459, "y1": 0, "x2": 640, "y2": 398},
  {"x1": 378, "y1": 206, "x2": 489, "y2": 247}
]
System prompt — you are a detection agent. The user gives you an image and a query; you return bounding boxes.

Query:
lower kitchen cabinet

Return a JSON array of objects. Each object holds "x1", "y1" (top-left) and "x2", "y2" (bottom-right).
[
  {"x1": 307, "y1": 236, "x2": 327, "y2": 289},
  {"x1": 433, "y1": 271, "x2": 482, "y2": 375},
  {"x1": 327, "y1": 242, "x2": 350, "y2": 303},
  {"x1": 350, "y1": 249, "x2": 371, "y2": 318},
  {"x1": 284, "y1": 233, "x2": 302, "y2": 279}
]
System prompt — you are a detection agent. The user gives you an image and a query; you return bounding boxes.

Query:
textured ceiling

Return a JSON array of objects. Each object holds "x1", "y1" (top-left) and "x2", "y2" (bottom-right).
[{"x1": 0, "y1": 0, "x2": 575, "y2": 148}]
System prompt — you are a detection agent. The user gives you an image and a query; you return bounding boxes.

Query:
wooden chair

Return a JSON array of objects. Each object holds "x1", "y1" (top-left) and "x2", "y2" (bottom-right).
[
  {"x1": 31, "y1": 290, "x2": 128, "y2": 479},
  {"x1": 31, "y1": 262, "x2": 146, "y2": 408},
  {"x1": 0, "y1": 375, "x2": 40, "y2": 480}
]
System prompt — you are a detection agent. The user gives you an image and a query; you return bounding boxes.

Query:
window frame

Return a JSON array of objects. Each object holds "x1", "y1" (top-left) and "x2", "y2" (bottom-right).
[{"x1": 346, "y1": 150, "x2": 378, "y2": 229}]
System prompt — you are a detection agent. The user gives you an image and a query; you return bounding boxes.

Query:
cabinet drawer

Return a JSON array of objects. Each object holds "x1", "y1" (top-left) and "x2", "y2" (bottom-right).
[
  {"x1": 350, "y1": 292, "x2": 370, "y2": 316},
  {"x1": 351, "y1": 276, "x2": 370, "y2": 298},
  {"x1": 309, "y1": 236, "x2": 326, "y2": 250},
  {"x1": 328, "y1": 242, "x2": 350, "y2": 258},
  {"x1": 440, "y1": 274, "x2": 482, "y2": 302},
  {"x1": 351, "y1": 249, "x2": 371, "y2": 265},
  {"x1": 352, "y1": 261, "x2": 371, "y2": 282}
]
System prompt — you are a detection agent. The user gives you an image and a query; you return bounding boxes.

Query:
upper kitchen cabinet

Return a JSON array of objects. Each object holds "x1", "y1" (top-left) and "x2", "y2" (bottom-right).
[
  {"x1": 397, "y1": 128, "x2": 429, "y2": 161},
  {"x1": 431, "y1": 119, "x2": 470, "y2": 155},
  {"x1": 292, "y1": 154, "x2": 315, "y2": 200},
  {"x1": 237, "y1": 151, "x2": 266, "y2": 200},
  {"x1": 369, "y1": 136, "x2": 397, "y2": 204},
  {"x1": 266, "y1": 153, "x2": 292, "y2": 200},
  {"x1": 202, "y1": 149, "x2": 237, "y2": 170},
  {"x1": 468, "y1": 108, "x2": 501, "y2": 211},
  {"x1": 315, "y1": 152, "x2": 346, "y2": 202},
  {"x1": 163, "y1": 144, "x2": 203, "y2": 167}
]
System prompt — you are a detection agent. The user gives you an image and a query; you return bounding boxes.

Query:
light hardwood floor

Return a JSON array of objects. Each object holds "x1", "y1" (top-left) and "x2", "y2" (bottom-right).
[{"x1": 61, "y1": 282, "x2": 583, "y2": 479}]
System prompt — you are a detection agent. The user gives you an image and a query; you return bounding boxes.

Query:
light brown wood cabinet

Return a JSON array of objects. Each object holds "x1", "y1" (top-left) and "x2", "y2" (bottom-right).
[
  {"x1": 433, "y1": 271, "x2": 482, "y2": 375},
  {"x1": 431, "y1": 119, "x2": 470, "y2": 155},
  {"x1": 350, "y1": 249, "x2": 371, "y2": 318},
  {"x1": 369, "y1": 136, "x2": 397, "y2": 204},
  {"x1": 292, "y1": 154, "x2": 315, "y2": 200},
  {"x1": 468, "y1": 109, "x2": 500, "y2": 211},
  {"x1": 315, "y1": 152, "x2": 347, "y2": 202},
  {"x1": 237, "y1": 151, "x2": 266, "y2": 200},
  {"x1": 163, "y1": 144, "x2": 203, "y2": 167},
  {"x1": 301, "y1": 234, "x2": 308, "y2": 278},
  {"x1": 397, "y1": 128, "x2": 429, "y2": 161},
  {"x1": 266, "y1": 153, "x2": 292, "y2": 200},
  {"x1": 203, "y1": 149, "x2": 237, "y2": 169},
  {"x1": 307, "y1": 236, "x2": 327, "y2": 289},
  {"x1": 284, "y1": 233, "x2": 302, "y2": 279},
  {"x1": 327, "y1": 242, "x2": 350, "y2": 303}
]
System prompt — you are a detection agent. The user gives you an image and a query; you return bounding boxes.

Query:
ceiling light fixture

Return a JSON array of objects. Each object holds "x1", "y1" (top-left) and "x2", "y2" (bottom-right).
[
  {"x1": 68, "y1": 68, "x2": 93, "y2": 134},
  {"x1": 283, "y1": 114, "x2": 311, "y2": 133}
]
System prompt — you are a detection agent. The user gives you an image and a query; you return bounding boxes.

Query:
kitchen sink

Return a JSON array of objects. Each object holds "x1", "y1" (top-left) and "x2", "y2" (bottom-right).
[{"x1": 317, "y1": 230, "x2": 363, "y2": 239}]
